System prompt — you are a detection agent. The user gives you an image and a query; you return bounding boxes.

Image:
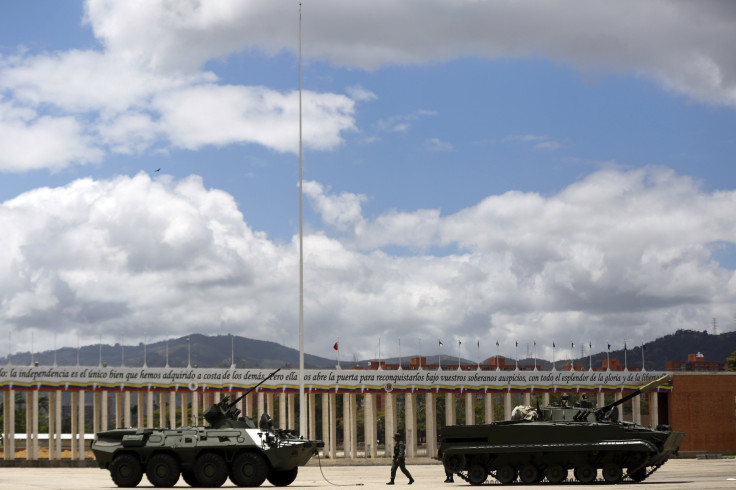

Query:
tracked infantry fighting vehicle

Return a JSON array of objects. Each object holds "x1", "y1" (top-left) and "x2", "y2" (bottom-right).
[
  {"x1": 438, "y1": 375, "x2": 684, "y2": 485},
  {"x1": 92, "y1": 369, "x2": 324, "y2": 488}
]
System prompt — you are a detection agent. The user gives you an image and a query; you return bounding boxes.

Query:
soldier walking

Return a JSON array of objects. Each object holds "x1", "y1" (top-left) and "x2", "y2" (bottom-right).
[{"x1": 387, "y1": 432, "x2": 414, "y2": 485}]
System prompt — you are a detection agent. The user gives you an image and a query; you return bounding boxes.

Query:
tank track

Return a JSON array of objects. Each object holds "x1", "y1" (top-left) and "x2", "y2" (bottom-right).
[{"x1": 456, "y1": 463, "x2": 664, "y2": 485}]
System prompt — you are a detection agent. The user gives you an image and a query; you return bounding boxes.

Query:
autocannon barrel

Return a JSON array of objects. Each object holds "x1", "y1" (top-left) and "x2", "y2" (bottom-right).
[{"x1": 596, "y1": 375, "x2": 671, "y2": 415}]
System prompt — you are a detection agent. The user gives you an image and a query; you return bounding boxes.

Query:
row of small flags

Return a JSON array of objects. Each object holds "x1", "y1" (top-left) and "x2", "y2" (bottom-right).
[{"x1": 333, "y1": 338, "x2": 643, "y2": 352}]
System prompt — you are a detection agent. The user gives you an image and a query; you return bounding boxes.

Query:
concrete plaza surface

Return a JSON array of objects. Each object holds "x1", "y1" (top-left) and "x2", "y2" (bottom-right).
[{"x1": 0, "y1": 459, "x2": 735, "y2": 489}]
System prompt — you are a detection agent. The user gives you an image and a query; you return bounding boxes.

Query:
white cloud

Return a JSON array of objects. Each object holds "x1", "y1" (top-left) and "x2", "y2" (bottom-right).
[{"x1": 425, "y1": 137, "x2": 453, "y2": 152}]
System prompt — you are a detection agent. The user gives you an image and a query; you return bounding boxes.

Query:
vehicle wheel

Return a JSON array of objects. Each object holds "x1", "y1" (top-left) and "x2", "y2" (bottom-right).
[
  {"x1": 602, "y1": 462, "x2": 622, "y2": 483},
  {"x1": 182, "y1": 470, "x2": 200, "y2": 487},
  {"x1": 545, "y1": 464, "x2": 567, "y2": 484},
  {"x1": 466, "y1": 464, "x2": 488, "y2": 485},
  {"x1": 146, "y1": 453, "x2": 181, "y2": 487},
  {"x1": 495, "y1": 465, "x2": 517, "y2": 484},
  {"x1": 230, "y1": 451, "x2": 268, "y2": 487},
  {"x1": 193, "y1": 452, "x2": 228, "y2": 488},
  {"x1": 519, "y1": 464, "x2": 539, "y2": 484},
  {"x1": 444, "y1": 453, "x2": 466, "y2": 473},
  {"x1": 574, "y1": 463, "x2": 597, "y2": 483},
  {"x1": 628, "y1": 467, "x2": 648, "y2": 482},
  {"x1": 266, "y1": 467, "x2": 299, "y2": 487},
  {"x1": 110, "y1": 453, "x2": 143, "y2": 488}
]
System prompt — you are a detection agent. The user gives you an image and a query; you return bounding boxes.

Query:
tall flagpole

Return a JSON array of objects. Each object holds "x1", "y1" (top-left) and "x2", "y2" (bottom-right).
[
  {"x1": 438, "y1": 340, "x2": 442, "y2": 370},
  {"x1": 298, "y1": 2, "x2": 306, "y2": 438},
  {"x1": 456, "y1": 340, "x2": 461, "y2": 371},
  {"x1": 641, "y1": 341, "x2": 646, "y2": 371}
]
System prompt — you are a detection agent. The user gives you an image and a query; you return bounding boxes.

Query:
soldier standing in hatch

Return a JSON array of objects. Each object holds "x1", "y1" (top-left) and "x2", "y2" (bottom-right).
[{"x1": 387, "y1": 432, "x2": 414, "y2": 485}]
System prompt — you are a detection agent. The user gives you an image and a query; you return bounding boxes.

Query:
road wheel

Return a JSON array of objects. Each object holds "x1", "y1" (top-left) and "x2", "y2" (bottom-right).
[
  {"x1": 444, "y1": 453, "x2": 466, "y2": 473},
  {"x1": 495, "y1": 465, "x2": 517, "y2": 484},
  {"x1": 519, "y1": 464, "x2": 539, "y2": 484},
  {"x1": 545, "y1": 464, "x2": 567, "y2": 483},
  {"x1": 146, "y1": 453, "x2": 181, "y2": 487},
  {"x1": 110, "y1": 453, "x2": 143, "y2": 488},
  {"x1": 266, "y1": 467, "x2": 299, "y2": 487},
  {"x1": 574, "y1": 463, "x2": 597, "y2": 483},
  {"x1": 230, "y1": 451, "x2": 268, "y2": 487},
  {"x1": 467, "y1": 464, "x2": 488, "y2": 485},
  {"x1": 602, "y1": 462, "x2": 622, "y2": 482},
  {"x1": 193, "y1": 452, "x2": 228, "y2": 488}
]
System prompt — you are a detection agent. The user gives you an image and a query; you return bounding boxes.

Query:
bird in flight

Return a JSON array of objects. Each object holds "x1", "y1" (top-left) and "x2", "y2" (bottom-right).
[{"x1": 155, "y1": 168, "x2": 161, "y2": 172}]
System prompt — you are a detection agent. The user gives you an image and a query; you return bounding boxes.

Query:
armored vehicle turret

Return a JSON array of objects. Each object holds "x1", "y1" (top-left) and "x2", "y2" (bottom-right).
[
  {"x1": 92, "y1": 369, "x2": 324, "y2": 488},
  {"x1": 438, "y1": 375, "x2": 684, "y2": 485}
]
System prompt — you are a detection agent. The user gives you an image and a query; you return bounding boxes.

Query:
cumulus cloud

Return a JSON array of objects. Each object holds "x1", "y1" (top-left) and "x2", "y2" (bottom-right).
[
  {"x1": 4, "y1": 168, "x2": 735, "y2": 360},
  {"x1": 84, "y1": 0, "x2": 736, "y2": 107}
]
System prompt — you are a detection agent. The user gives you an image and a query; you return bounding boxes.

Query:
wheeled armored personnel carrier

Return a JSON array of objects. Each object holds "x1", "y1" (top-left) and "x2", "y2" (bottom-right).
[
  {"x1": 438, "y1": 375, "x2": 684, "y2": 485},
  {"x1": 92, "y1": 370, "x2": 324, "y2": 487}
]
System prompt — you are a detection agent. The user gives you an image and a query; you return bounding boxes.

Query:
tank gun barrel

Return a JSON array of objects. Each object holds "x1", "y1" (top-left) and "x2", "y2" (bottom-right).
[
  {"x1": 228, "y1": 368, "x2": 281, "y2": 408},
  {"x1": 596, "y1": 375, "x2": 670, "y2": 415}
]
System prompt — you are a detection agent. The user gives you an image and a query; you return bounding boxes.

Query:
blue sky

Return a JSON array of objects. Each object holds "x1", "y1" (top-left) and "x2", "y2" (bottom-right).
[{"x1": 1, "y1": 1, "x2": 735, "y2": 363}]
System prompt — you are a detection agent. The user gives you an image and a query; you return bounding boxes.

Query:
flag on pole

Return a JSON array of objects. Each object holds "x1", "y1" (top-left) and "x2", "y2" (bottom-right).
[
  {"x1": 439, "y1": 339, "x2": 443, "y2": 347},
  {"x1": 607, "y1": 343, "x2": 611, "y2": 351},
  {"x1": 496, "y1": 340, "x2": 499, "y2": 347},
  {"x1": 333, "y1": 340, "x2": 339, "y2": 351},
  {"x1": 553, "y1": 341, "x2": 555, "y2": 348},
  {"x1": 477, "y1": 339, "x2": 479, "y2": 348}
]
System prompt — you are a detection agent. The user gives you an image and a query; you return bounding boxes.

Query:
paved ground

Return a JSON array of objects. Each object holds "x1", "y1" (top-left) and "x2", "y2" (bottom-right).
[{"x1": 0, "y1": 458, "x2": 734, "y2": 489}]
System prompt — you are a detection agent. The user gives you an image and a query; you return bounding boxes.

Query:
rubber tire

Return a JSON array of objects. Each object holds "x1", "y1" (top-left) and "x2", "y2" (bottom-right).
[
  {"x1": 182, "y1": 470, "x2": 200, "y2": 487},
  {"x1": 146, "y1": 453, "x2": 181, "y2": 487},
  {"x1": 545, "y1": 464, "x2": 567, "y2": 484},
  {"x1": 110, "y1": 453, "x2": 144, "y2": 488},
  {"x1": 230, "y1": 451, "x2": 269, "y2": 487},
  {"x1": 466, "y1": 464, "x2": 488, "y2": 485},
  {"x1": 574, "y1": 463, "x2": 597, "y2": 483},
  {"x1": 628, "y1": 467, "x2": 648, "y2": 482},
  {"x1": 266, "y1": 467, "x2": 299, "y2": 487},
  {"x1": 193, "y1": 452, "x2": 228, "y2": 488},
  {"x1": 495, "y1": 465, "x2": 517, "y2": 484},
  {"x1": 602, "y1": 462, "x2": 623, "y2": 483},
  {"x1": 519, "y1": 464, "x2": 539, "y2": 484}
]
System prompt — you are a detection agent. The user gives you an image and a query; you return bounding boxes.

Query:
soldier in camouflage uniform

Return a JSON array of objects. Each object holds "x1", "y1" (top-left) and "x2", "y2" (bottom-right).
[{"x1": 387, "y1": 432, "x2": 414, "y2": 485}]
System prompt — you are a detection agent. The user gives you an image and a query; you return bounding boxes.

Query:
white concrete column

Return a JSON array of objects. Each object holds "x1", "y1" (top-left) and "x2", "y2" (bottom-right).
[
  {"x1": 244, "y1": 391, "x2": 252, "y2": 418},
  {"x1": 48, "y1": 391, "x2": 56, "y2": 461},
  {"x1": 137, "y1": 392, "x2": 145, "y2": 428},
  {"x1": 615, "y1": 392, "x2": 623, "y2": 421},
  {"x1": 364, "y1": 393, "x2": 377, "y2": 458},
  {"x1": 523, "y1": 392, "x2": 531, "y2": 406},
  {"x1": 147, "y1": 391, "x2": 154, "y2": 428},
  {"x1": 632, "y1": 394, "x2": 641, "y2": 425},
  {"x1": 384, "y1": 393, "x2": 395, "y2": 458},
  {"x1": 308, "y1": 393, "x2": 316, "y2": 440},
  {"x1": 4, "y1": 389, "x2": 16, "y2": 460},
  {"x1": 93, "y1": 391, "x2": 100, "y2": 435},
  {"x1": 158, "y1": 393, "x2": 166, "y2": 428},
  {"x1": 329, "y1": 393, "x2": 337, "y2": 459},
  {"x1": 114, "y1": 392, "x2": 121, "y2": 428},
  {"x1": 445, "y1": 393, "x2": 455, "y2": 426},
  {"x1": 504, "y1": 392, "x2": 512, "y2": 420},
  {"x1": 77, "y1": 390, "x2": 85, "y2": 460},
  {"x1": 54, "y1": 391, "x2": 62, "y2": 459},
  {"x1": 484, "y1": 393, "x2": 494, "y2": 423},
  {"x1": 169, "y1": 392, "x2": 176, "y2": 428},
  {"x1": 257, "y1": 392, "x2": 265, "y2": 419},
  {"x1": 350, "y1": 394, "x2": 358, "y2": 458},
  {"x1": 266, "y1": 393, "x2": 274, "y2": 419},
  {"x1": 101, "y1": 391, "x2": 109, "y2": 431},
  {"x1": 71, "y1": 391, "x2": 78, "y2": 460},
  {"x1": 543, "y1": 392, "x2": 550, "y2": 406},
  {"x1": 31, "y1": 390, "x2": 39, "y2": 460},
  {"x1": 123, "y1": 391, "x2": 131, "y2": 428},
  {"x1": 650, "y1": 392, "x2": 659, "y2": 428},
  {"x1": 465, "y1": 392, "x2": 474, "y2": 425},
  {"x1": 597, "y1": 391, "x2": 605, "y2": 409},
  {"x1": 287, "y1": 393, "x2": 295, "y2": 431},
  {"x1": 25, "y1": 392, "x2": 32, "y2": 460},
  {"x1": 192, "y1": 391, "x2": 199, "y2": 425},
  {"x1": 342, "y1": 393, "x2": 352, "y2": 458},
  {"x1": 426, "y1": 393, "x2": 437, "y2": 458},
  {"x1": 279, "y1": 393, "x2": 287, "y2": 428},
  {"x1": 405, "y1": 393, "x2": 417, "y2": 457},
  {"x1": 321, "y1": 393, "x2": 330, "y2": 456},
  {"x1": 180, "y1": 392, "x2": 188, "y2": 426}
]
